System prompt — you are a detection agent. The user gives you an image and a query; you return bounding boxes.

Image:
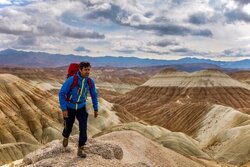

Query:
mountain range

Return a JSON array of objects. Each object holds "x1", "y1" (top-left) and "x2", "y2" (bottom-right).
[{"x1": 0, "y1": 49, "x2": 249, "y2": 69}]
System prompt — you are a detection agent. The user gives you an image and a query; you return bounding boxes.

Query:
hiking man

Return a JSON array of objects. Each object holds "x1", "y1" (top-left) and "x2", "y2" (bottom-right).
[{"x1": 58, "y1": 61, "x2": 98, "y2": 158}]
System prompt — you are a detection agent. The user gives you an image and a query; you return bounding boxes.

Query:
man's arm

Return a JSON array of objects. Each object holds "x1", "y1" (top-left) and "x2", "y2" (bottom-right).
[
  {"x1": 89, "y1": 78, "x2": 98, "y2": 117},
  {"x1": 58, "y1": 77, "x2": 73, "y2": 117}
]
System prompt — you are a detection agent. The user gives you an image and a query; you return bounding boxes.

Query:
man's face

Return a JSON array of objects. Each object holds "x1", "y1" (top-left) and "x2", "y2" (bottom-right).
[{"x1": 80, "y1": 66, "x2": 91, "y2": 78}]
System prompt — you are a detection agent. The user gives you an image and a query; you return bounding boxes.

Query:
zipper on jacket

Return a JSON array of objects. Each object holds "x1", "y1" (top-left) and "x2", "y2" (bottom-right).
[{"x1": 76, "y1": 78, "x2": 85, "y2": 110}]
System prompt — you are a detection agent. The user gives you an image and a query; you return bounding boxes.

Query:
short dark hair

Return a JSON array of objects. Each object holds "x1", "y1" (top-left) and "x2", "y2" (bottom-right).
[{"x1": 79, "y1": 61, "x2": 91, "y2": 70}]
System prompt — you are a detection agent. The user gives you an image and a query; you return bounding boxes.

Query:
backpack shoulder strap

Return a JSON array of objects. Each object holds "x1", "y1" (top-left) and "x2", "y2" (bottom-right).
[
  {"x1": 87, "y1": 78, "x2": 93, "y2": 98},
  {"x1": 87, "y1": 78, "x2": 92, "y2": 89},
  {"x1": 70, "y1": 74, "x2": 78, "y2": 90}
]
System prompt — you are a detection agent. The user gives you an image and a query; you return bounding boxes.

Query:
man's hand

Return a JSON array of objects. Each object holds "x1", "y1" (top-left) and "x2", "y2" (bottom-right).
[
  {"x1": 63, "y1": 110, "x2": 68, "y2": 118},
  {"x1": 94, "y1": 111, "x2": 98, "y2": 118}
]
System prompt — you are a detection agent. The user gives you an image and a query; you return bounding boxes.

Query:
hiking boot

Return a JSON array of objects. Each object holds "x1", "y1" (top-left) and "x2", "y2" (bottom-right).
[
  {"x1": 77, "y1": 146, "x2": 87, "y2": 158},
  {"x1": 63, "y1": 137, "x2": 68, "y2": 147}
]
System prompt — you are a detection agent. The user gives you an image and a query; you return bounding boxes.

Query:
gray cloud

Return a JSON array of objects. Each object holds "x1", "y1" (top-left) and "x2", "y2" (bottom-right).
[
  {"x1": 37, "y1": 21, "x2": 105, "y2": 39},
  {"x1": 114, "y1": 45, "x2": 170, "y2": 55},
  {"x1": 115, "y1": 49, "x2": 136, "y2": 54},
  {"x1": 234, "y1": 0, "x2": 250, "y2": 5},
  {"x1": 37, "y1": 22, "x2": 61, "y2": 35},
  {"x1": 74, "y1": 46, "x2": 90, "y2": 52},
  {"x1": 170, "y1": 48, "x2": 191, "y2": 53},
  {"x1": 64, "y1": 28, "x2": 105, "y2": 39},
  {"x1": 17, "y1": 35, "x2": 37, "y2": 46},
  {"x1": 137, "y1": 48, "x2": 170, "y2": 55},
  {"x1": 144, "y1": 11, "x2": 154, "y2": 18},
  {"x1": 0, "y1": 6, "x2": 105, "y2": 39},
  {"x1": 153, "y1": 20, "x2": 212, "y2": 37},
  {"x1": 11, "y1": 34, "x2": 39, "y2": 50},
  {"x1": 85, "y1": 3, "x2": 125, "y2": 24},
  {"x1": 148, "y1": 39, "x2": 179, "y2": 47},
  {"x1": 0, "y1": 26, "x2": 31, "y2": 35},
  {"x1": 0, "y1": 0, "x2": 250, "y2": 60},
  {"x1": 188, "y1": 12, "x2": 211, "y2": 25},
  {"x1": 172, "y1": 0, "x2": 189, "y2": 5},
  {"x1": 192, "y1": 29, "x2": 213, "y2": 37},
  {"x1": 169, "y1": 48, "x2": 210, "y2": 57},
  {"x1": 224, "y1": 49, "x2": 234, "y2": 55},
  {"x1": 225, "y1": 8, "x2": 250, "y2": 23},
  {"x1": 0, "y1": 8, "x2": 33, "y2": 35},
  {"x1": 83, "y1": 2, "x2": 213, "y2": 37},
  {"x1": 136, "y1": 23, "x2": 213, "y2": 37},
  {"x1": 223, "y1": 48, "x2": 250, "y2": 57}
]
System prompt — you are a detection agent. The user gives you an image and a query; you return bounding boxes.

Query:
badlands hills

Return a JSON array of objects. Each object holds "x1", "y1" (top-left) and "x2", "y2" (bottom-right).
[
  {"x1": 0, "y1": 66, "x2": 162, "y2": 95},
  {"x1": 112, "y1": 69, "x2": 250, "y2": 165},
  {"x1": 229, "y1": 71, "x2": 250, "y2": 85},
  {"x1": 113, "y1": 69, "x2": 250, "y2": 115},
  {"x1": 0, "y1": 74, "x2": 62, "y2": 164},
  {"x1": 0, "y1": 73, "x2": 120, "y2": 165},
  {"x1": 0, "y1": 67, "x2": 249, "y2": 166}
]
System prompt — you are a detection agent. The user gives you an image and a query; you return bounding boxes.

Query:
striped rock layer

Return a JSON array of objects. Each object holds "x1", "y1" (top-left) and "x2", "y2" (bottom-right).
[{"x1": 113, "y1": 69, "x2": 250, "y2": 165}]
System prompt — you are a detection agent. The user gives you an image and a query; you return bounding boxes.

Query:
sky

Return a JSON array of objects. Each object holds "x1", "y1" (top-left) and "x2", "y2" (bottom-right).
[{"x1": 0, "y1": 0, "x2": 250, "y2": 61}]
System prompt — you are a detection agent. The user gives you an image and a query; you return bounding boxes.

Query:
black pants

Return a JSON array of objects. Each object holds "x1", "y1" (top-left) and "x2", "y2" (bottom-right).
[{"x1": 62, "y1": 106, "x2": 88, "y2": 147}]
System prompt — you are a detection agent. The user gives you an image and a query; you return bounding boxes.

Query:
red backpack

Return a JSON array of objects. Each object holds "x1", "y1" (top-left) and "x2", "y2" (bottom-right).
[{"x1": 67, "y1": 63, "x2": 92, "y2": 91}]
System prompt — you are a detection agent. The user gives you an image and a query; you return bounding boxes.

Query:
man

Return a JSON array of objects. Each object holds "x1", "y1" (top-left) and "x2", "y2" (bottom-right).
[{"x1": 59, "y1": 61, "x2": 98, "y2": 158}]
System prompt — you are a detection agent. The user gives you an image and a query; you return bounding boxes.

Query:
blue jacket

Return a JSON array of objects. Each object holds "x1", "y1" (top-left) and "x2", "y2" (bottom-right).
[{"x1": 59, "y1": 71, "x2": 98, "y2": 112}]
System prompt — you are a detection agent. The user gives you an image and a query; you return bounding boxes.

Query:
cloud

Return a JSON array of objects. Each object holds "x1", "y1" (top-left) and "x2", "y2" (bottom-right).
[
  {"x1": 111, "y1": 37, "x2": 143, "y2": 52},
  {"x1": 0, "y1": 26, "x2": 31, "y2": 35},
  {"x1": 0, "y1": 8, "x2": 33, "y2": 35},
  {"x1": 137, "y1": 48, "x2": 170, "y2": 55},
  {"x1": 111, "y1": 36, "x2": 171, "y2": 55},
  {"x1": 0, "y1": 3, "x2": 105, "y2": 39},
  {"x1": 0, "y1": 0, "x2": 12, "y2": 5},
  {"x1": 148, "y1": 39, "x2": 179, "y2": 47},
  {"x1": 85, "y1": 3, "x2": 124, "y2": 24},
  {"x1": 0, "y1": 14, "x2": 105, "y2": 39},
  {"x1": 234, "y1": 0, "x2": 250, "y2": 5},
  {"x1": 36, "y1": 21, "x2": 61, "y2": 35},
  {"x1": 0, "y1": 0, "x2": 250, "y2": 61},
  {"x1": 0, "y1": 0, "x2": 35, "y2": 9},
  {"x1": 10, "y1": 34, "x2": 39, "y2": 50},
  {"x1": 83, "y1": 1, "x2": 213, "y2": 37},
  {"x1": 225, "y1": 8, "x2": 250, "y2": 22},
  {"x1": 36, "y1": 21, "x2": 105, "y2": 39},
  {"x1": 188, "y1": 12, "x2": 211, "y2": 25},
  {"x1": 223, "y1": 47, "x2": 250, "y2": 57},
  {"x1": 74, "y1": 46, "x2": 90, "y2": 52},
  {"x1": 64, "y1": 28, "x2": 105, "y2": 39},
  {"x1": 168, "y1": 47, "x2": 212, "y2": 58},
  {"x1": 16, "y1": 34, "x2": 37, "y2": 46},
  {"x1": 144, "y1": 11, "x2": 154, "y2": 18},
  {"x1": 136, "y1": 23, "x2": 213, "y2": 37},
  {"x1": 115, "y1": 49, "x2": 136, "y2": 54},
  {"x1": 170, "y1": 48, "x2": 191, "y2": 53}
]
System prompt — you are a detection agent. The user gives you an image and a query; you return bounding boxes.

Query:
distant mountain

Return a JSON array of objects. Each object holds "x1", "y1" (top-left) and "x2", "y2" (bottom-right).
[
  {"x1": 159, "y1": 63, "x2": 221, "y2": 72},
  {"x1": 0, "y1": 49, "x2": 249, "y2": 69}
]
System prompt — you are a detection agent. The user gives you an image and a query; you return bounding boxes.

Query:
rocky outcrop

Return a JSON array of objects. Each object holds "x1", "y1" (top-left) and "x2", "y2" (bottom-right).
[
  {"x1": 15, "y1": 131, "x2": 213, "y2": 167},
  {"x1": 94, "y1": 122, "x2": 211, "y2": 160}
]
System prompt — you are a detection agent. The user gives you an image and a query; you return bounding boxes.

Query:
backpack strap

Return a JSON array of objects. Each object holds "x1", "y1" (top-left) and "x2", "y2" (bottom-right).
[
  {"x1": 87, "y1": 78, "x2": 93, "y2": 98},
  {"x1": 66, "y1": 74, "x2": 78, "y2": 103},
  {"x1": 70, "y1": 74, "x2": 78, "y2": 90},
  {"x1": 67, "y1": 77, "x2": 93, "y2": 103},
  {"x1": 87, "y1": 78, "x2": 92, "y2": 89}
]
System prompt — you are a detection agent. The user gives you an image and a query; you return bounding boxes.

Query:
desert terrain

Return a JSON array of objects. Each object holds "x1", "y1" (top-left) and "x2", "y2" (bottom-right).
[{"x1": 0, "y1": 67, "x2": 249, "y2": 166}]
